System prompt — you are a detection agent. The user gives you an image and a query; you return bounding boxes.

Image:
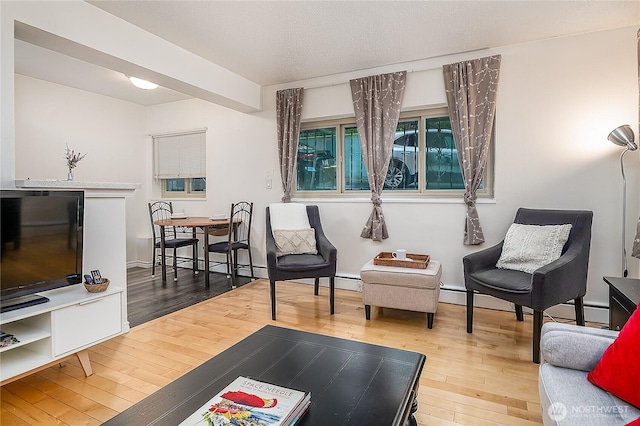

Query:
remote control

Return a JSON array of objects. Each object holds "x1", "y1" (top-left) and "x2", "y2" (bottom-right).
[{"x1": 91, "y1": 270, "x2": 103, "y2": 284}]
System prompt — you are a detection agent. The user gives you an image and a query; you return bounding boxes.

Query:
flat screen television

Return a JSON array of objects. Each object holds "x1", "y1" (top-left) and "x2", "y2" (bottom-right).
[{"x1": 0, "y1": 189, "x2": 84, "y2": 312}]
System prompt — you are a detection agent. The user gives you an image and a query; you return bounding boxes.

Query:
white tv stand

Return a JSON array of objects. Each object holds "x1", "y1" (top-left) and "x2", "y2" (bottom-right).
[
  {"x1": 0, "y1": 284, "x2": 124, "y2": 383},
  {"x1": 1, "y1": 180, "x2": 140, "y2": 384}
]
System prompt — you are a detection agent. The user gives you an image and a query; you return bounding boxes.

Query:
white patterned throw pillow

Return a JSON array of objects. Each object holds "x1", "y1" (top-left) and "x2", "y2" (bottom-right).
[
  {"x1": 274, "y1": 229, "x2": 318, "y2": 256},
  {"x1": 496, "y1": 223, "x2": 572, "y2": 274}
]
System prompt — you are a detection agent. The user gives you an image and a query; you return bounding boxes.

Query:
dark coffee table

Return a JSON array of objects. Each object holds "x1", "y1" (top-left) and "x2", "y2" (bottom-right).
[{"x1": 104, "y1": 325, "x2": 425, "y2": 425}]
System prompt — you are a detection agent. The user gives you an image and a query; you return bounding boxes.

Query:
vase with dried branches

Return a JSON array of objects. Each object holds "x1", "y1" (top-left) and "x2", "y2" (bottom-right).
[{"x1": 65, "y1": 144, "x2": 87, "y2": 181}]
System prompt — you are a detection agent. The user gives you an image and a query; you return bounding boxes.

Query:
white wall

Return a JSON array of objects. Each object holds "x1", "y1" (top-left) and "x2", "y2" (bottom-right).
[
  {"x1": 9, "y1": 25, "x2": 639, "y2": 318},
  {"x1": 143, "y1": 98, "x2": 277, "y2": 270},
  {"x1": 14, "y1": 74, "x2": 149, "y2": 260},
  {"x1": 144, "y1": 25, "x2": 640, "y2": 312}
]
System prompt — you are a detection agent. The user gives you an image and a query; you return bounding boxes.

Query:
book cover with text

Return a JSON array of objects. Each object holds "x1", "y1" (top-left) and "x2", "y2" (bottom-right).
[{"x1": 180, "y1": 376, "x2": 308, "y2": 426}]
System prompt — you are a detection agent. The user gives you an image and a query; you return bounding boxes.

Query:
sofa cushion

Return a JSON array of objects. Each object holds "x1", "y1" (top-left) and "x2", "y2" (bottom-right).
[
  {"x1": 360, "y1": 260, "x2": 442, "y2": 289},
  {"x1": 469, "y1": 268, "x2": 532, "y2": 293},
  {"x1": 539, "y1": 364, "x2": 640, "y2": 425},
  {"x1": 540, "y1": 323, "x2": 617, "y2": 371},
  {"x1": 497, "y1": 223, "x2": 571, "y2": 273},
  {"x1": 274, "y1": 253, "x2": 329, "y2": 271},
  {"x1": 588, "y1": 307, "x2": 640, "y2": 409}
]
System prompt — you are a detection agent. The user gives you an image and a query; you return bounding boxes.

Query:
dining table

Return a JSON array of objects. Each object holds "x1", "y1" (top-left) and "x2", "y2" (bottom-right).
[{"x1": 153, "y1": 216, "x2": 239, "y2": 288}]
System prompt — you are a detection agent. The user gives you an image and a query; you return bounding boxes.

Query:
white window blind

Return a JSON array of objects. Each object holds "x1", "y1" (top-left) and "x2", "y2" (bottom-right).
[{"x1": 154, "y1": 130, "x2": 206, "y2": 179}]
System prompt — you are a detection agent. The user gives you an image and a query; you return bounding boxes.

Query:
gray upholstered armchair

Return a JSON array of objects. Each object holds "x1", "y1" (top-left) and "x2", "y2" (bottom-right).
[
  {"x1": 463, "y1": 208, "x2": 593, "y2": 363},
  {"x1": 265, "y1": 205, "x2": 337, "y2": 320}
]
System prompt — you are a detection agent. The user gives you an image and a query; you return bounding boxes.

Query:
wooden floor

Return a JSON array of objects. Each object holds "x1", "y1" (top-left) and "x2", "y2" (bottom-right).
[
  {"x1": 126, "y1": 267, "x2": 251, "y2": 327},
  {"x1": 1, "y1": 277, "x2": 604, "y2": 425}
]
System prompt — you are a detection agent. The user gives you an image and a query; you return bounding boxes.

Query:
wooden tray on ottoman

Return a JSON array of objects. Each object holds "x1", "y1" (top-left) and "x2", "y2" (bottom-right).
[{"x1": 373, "y1": 252, "x2": 430, "y2": 269}]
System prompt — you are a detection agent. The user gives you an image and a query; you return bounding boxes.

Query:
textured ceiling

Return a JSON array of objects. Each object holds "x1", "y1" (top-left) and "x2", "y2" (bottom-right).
[
  {"x1": 14, "y1": 1, "x2": 640, "y2": 106},
  {"x1": 88, "y1": 0, "x2": 640, "y2": 86}
]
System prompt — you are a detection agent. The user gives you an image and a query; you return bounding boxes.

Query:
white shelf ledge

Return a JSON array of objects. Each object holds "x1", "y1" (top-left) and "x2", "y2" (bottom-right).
[{"x1": 14, "y1": 180, "x2": 141, "y2": 197}]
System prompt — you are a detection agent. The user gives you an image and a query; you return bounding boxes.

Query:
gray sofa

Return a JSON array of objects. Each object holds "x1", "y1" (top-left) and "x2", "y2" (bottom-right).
[{"x1": 538, "y1": 322, "x2": 640, "y2": 425}]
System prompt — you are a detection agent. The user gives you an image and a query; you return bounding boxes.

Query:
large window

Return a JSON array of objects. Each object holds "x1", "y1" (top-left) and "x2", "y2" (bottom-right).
[
  {"x1": 153, "y1": 129, "x2": 207, "y2": 198},
  {"x1": 297, "y1": 128, "x2": 337, "y2": 191},
  {"x1": 295, "y1": 108, "x2": 493, "y2": 197}
]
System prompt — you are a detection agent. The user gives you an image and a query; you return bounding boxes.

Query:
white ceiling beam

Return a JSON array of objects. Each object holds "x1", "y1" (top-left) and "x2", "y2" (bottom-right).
[{"x1": 9, "y1": 1, "x2": 262, "y2": 113}]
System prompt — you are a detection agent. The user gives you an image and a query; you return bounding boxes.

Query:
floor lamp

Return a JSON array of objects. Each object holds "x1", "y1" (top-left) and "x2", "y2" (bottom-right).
[{"x1": 608, "y1": 124, "x2": 637, "y2": 277}]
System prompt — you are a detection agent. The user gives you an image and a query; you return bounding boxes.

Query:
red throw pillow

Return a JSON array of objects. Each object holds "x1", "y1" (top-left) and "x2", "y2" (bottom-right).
[{"x1": 587, "y1": 306, "x2": 640, "y2": 409}]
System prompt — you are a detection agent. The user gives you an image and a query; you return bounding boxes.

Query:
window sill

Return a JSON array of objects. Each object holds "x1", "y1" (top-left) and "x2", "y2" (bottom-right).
[
  {"x1": 291, "y1": 196, "x2": 496, "y2": 205},
  {"x1": 158, "y1": 197, "x2": 208, "y2": 202}
]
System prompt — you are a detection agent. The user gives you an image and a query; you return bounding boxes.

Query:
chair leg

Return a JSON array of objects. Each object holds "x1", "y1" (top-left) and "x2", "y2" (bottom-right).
[
  {"x1": 248, "y1": 247, "x2": 254, "y2": 280},
  {"x1": 192, "y1": 242, "x2": 198, "y2": 276},
  {"x1": 466, "y1": 290, "x2": 474, "y2": 333},
  {"x1": 234, "y1": 249, "x2": 239, "y2": 287},
  {"x1": 575, "y1": 297, "x2": 585, "y2": 326},
  {"x1": 533, "y1": 310, "x2": 543, "y2": 364},
  {"x1": 229, "y1": 250, "x2": 237, "y2": 289},
  {"x1": 270, "y1": 280, "x2": 277, "y2": 320},
  {"x1": 225, "y1": 252, "x2": 231, "y2": 277},
  {"x1": 365, "y1": 304, "x2": 371, "y2": 320},
  {"x1": 314, "y1": 278, "x2": 320, "y2": 296},
  {"x1": 515, "y1": 305, "x2": 524, "y2": 322},
  {"x1": 233, "y1": 248, "x2": 238, "y2": 275},
  {"x1": 151, "y1": 246, "x2": 157, "y2": 277},
  {"x1": 173, "y1": 248, "x2": 178, "y2": 281},
  {"x1": 329, "y1": 277, "x2": 335, "y2": 315}
]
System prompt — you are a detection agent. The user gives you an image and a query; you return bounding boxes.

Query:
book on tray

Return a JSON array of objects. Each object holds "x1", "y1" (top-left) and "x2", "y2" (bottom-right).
[{"x1": 180, "y1": 376, "x2": 311, "y2": 426}]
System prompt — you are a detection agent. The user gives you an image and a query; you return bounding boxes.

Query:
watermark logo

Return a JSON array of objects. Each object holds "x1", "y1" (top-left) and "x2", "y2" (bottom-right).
[
  {"x1": 548, "y1": 402, "x2": 567, "y2": 422},
  {"x1": 547, "y1": 403, "x2": 630, "y2": 421}
]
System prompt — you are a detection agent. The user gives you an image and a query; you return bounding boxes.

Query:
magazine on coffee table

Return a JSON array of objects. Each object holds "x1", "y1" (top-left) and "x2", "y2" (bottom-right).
[{"x1": 179, "y1": 376, "x2": 310, "y2": 426}]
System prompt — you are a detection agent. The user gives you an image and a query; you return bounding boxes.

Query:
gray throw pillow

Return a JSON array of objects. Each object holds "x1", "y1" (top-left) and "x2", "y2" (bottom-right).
[{"x1": 496, "y1": 223, "x2": 572, "y2": 273}]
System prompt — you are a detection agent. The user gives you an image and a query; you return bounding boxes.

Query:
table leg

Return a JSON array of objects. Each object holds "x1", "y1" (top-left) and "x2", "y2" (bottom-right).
[
  {"x1": 405, "y1": 397, "x2": 418, "y2": 426},
  {"x1": 160, "y1": 225, "x2": 167, "y2": 283},
  {"x1": 192, "y1": 227, "x2": 199, "y2": 276}
]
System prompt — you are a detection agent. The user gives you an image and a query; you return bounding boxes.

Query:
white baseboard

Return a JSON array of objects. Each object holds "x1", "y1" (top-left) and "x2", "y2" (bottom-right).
[
  {"x1": 437, "y1": 290, "x2": 609, "y2": 324},
  {"x1": 128, "y1": 260, "x2": 150, "y2": 268},
  {"x1": 127, "y1": 263, "x2": 609, "y2": 324},
  {"x1": 240, "y1": 269, "x2": 609, "y2": 324}
]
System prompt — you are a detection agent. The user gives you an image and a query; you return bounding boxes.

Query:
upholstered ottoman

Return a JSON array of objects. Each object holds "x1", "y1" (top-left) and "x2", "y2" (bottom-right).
[{"x1": 360, "y1": 259, "x2": 442, "y2": 328}]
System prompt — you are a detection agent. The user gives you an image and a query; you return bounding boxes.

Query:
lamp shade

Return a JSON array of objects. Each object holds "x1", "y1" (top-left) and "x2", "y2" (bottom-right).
[{"x1": 608, "y1": 125, "x2": 637, "y2": 150}]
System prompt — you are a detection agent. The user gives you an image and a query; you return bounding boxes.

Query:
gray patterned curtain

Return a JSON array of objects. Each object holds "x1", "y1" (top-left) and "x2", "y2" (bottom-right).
[
  {"x1": 632, "y1": 29, "x2": 640, "y2": 259},
  {"x1": 276, "y1": 88, "x2": 304, "y2": 203},
  {"x1": 350, "y1": 71, "x2": 407, "y2": 241},
  {"x1": 444, "y1": 55, "x2": 501, "y2": 245}
]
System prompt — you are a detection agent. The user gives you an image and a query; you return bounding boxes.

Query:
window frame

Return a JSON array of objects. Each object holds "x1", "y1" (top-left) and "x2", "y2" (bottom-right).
[
  {"x1": 295, "y1": 107, "x2": 494, "y2": 199},
  {"x1": 160, "y1": 177, "x2": 206, "y2": 199}
]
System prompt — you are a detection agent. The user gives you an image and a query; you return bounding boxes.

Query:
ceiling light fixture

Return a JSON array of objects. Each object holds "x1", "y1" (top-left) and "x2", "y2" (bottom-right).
[{"x1": 128, "y1": 76, "x2": 158, "y2": 90}]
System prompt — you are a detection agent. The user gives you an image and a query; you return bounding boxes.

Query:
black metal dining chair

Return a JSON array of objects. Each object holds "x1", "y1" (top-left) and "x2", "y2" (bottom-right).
[
  {"x1": 148, "y1": 201, "x2": 199, "y2": 281},
  {"x1": 206, "y1": 201, "x2": 254, "y2": 288}
]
